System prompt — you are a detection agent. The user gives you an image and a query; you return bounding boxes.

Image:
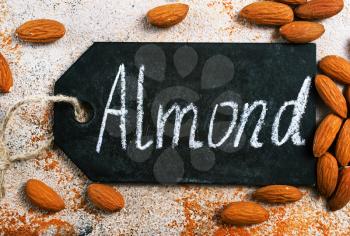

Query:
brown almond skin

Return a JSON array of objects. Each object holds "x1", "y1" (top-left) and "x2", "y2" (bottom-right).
[
  {"x1": 25, "y1": 179, "x2": 65, "y2": 212},
  {"x1": 280, "y1": 21, "x2": 325, "y2": 44},
  {"x1": 328, "y1": 168, "x2": 350, "y2": 211},
  {"x1": 319, "y1": 55, "x2": 350, "y2": 85},
  {"x1": 315, "y1": 74, "x2": 347, "y2": 118},
  {"x1": 317, "y1": 153, "x2": 339, "y2": 198},
  {"x1": 313, "y1": 114, "x2": 343, "y2": 157},
  {"x1": 275, "y1": 0, "x2": 307, "y2": 4},
  {"x1": 221, "y1": 202, "x2": 269, "y2": 225},
  {"x1": 16, "y1": 19, "x2": 65, "y2": 43},
  {"x1": 0, "y1": 52, "x2": 13, "y2": 93},
  {"x1": 345, "y1": 87, "x2": 350, "y2": 105},
  {"x1": 87, "y1": 183, "x2": 124, "y2": 212},
  {"x1": 295, "y1": 0, "x2": 344, "y2": 20},
  {"x1": 147, "y1": 3, "x2": 189, "y2": 28},
  {"x1": 240, "y1": 2, "x2": 294, "y2": 26},
  {"x1": 253, "y1": 185, "x2": 302, "y2": 203},
  {"x1": 335, "y1": 119, "x2": 350, "y2": 166}
]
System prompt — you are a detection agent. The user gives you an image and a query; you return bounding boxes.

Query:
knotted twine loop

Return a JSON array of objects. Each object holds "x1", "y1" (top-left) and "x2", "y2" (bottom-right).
[{"x1": 0, "y1": 95, "x2": 86, "y2": 198}]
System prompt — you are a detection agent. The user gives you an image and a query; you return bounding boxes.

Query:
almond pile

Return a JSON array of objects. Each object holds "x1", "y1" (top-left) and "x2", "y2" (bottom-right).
[
  {"x1": 240, "y1": 0, "x2": 344, "y2": 43},
  {"x1": 314, "y1": 55, "x2": 350, "y2": 211},
  {"x1": 25, "y1": 179, "x2": 124, "y2": 213},
  {"x1": 221, "y1": 185, "x2": 302, "y2": 225}
]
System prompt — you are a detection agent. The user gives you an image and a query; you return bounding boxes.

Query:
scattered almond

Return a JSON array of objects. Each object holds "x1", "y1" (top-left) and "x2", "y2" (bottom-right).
[
  {"x1": 239, "y1": 1, "x2": 294, "y2": 26},
  {"x1": 280, "y1": 21, "x2": 325, "y2": 43},
  {"x1": 87, "y1": 183, "x2": 124, "y2": 212},
  {"x1": 313, "y1": 114, "x2": 343, "y2": 157},
  {"x1": 315, "y1": 74, "x2": 347, "y2": 118},
  {"x1": 221, "y1": 202, "x2": 269, "y2": 225},
  {"x1": 146, "y1": 3, "x2": 189, "y2": 28},
  {"x1": 335, "y1": 119, "x2": 350, "y2": 166},
  {"x1": 25, "y1": 179, "x2": 65, "y2": 212},
  {"x1": 317, "y1": 153, "x2": 338, "y2": 198},
  {"x1": 16, "y1": 19, "x2": 65, "y2": 43},
  {"x1": 275, "y1": 0, "x2": 307, "y2": 4},
  {"x1": 319, "y1": 55, "x2": 350, "y2": 85},
  {"x1": 328, "y1": 168, "x2": 350, "y2": 211},
  {"x1": 295, "y1": 0, "x2": 344, "y2": 20},
  {"x1": 0, "y1": 52, "x2": 13, "y2": 93},
  {"x1": 253, "y1": 185, "x2": 302, "y2": 203}
]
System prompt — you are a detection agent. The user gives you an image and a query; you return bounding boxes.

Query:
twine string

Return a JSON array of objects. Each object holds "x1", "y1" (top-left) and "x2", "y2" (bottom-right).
[{"x1": 0, "y1": 95, "x2": 86, "y2": 198}]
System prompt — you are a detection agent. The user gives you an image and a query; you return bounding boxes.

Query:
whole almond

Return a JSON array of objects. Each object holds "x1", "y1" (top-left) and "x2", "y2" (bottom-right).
[
  {"x1": 335, "y1": 119, "x2": 350, "y2": 166},
  {"x1": 315, "y1": 74, "x2": 347, "y2": 118},
  {"x1": 147, "y1": 3, "x2": 189, "y2": 28},
  {"x1": 239, "y1": 2, "x2": 294, "y2": 26},
  {"x1": 221, "y1": 202, "x2": 269, "y2": 225},
  {"x1": 313, "y1": 114, "x2": 342, "y2": 157},
  {"x1": 275, "y1": 0, "x2": 307, "y2": 4},
  {"x1": 280, "y1": 21, "x2": 325, "y2": 43},
  {"x1": 25, "y1": 179, "x2": 65, "y2": 212},
  {"x1": 87, "y1": 183, "x2": 124, "y2": 212},
  {"x1": 16, "y1": 19, "x2": 65, "y2": 43},
  {"x1": 253, "y1": 185, "x2": 302, "y2": 203},
  {"x1": 317, "y1": 152, "x2": 338, "y2": 198},
  {"x1": 295, "y1": 0, "x2": 344, "y2": 20},
  {"x1": 0, "y1": 52, "x2": 13, "y2": 93},
  {"x1": 319, "y1": 55, "x2": 350, "y2": 85},
  {"x1": 328, "y1": 168, "x2": 350, "y2": 211}
]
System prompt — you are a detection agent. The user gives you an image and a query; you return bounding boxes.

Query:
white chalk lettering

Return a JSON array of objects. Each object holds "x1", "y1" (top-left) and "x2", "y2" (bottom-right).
[
  {"x1": 234, "y1": 100, "x2": 267, "y2": 148},
  {"x1": 271, "y1": 77, "x2": 311, "y2": 146},
  {"x1": 136, "y1": 65, "x2": 153, "y2": 150},
  {"x1": 96, "y1": 64, "x2": 128, "y2": 153},
  {"x1": 208, "y1": 101, "x2": 238, "y2": 148}
]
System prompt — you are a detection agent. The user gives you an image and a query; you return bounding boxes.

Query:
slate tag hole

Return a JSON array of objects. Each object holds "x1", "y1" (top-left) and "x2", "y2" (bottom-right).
[{"x1": 74, "y1": 100, "x2": 94, "y2": 124}]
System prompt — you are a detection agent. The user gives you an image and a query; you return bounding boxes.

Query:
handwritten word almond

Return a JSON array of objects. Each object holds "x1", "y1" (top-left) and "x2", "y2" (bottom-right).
[
  {"x1": 25, "y1": 179, "x2": 65, "y2": 212},
  {"x1": 295, "y1": 0, "x2": 344, "y2": 20},
  {"x1": 147, "y1": 3, "x2": 189, "y2": 28},
  {"x1": 87, "y1": 183, "x2": 124, "y2": 212},
  {"x1": 221, "y1": 202, "x2": 269, "y2": 225},
  {"x1": 0, "y1": 53, "x2": 13, "y2": 93},
  {"x1": 319, "y1": 55, "x2": 350, "y2": 85},
  {"x1": 328, "y1": 168, "x2": 350, "y2": 211},
  {"x1": 315, "y1": 74, "x2": 347, "y2": 118},
  {"x1": 253, "y1": 185, "x2": 302, "y2": 203},
  {"x1": 313, "y1": 114, "x2": 342, "y2": 157},
  {"x1": 239, "y1": 2, "x2": 293, "y2": 26},
  {"x1": 317, "y1": 153, "x2": 338, "y2": 198},
  {"x1": 280, "y1": 21, "x2": 325, "y2": 43},
  {"x1": 16, "y1": 19, "x2": 65, "y2": 43},
  {"x1": 335, "y1": 119, "x2": 350, "y2": 166},
  {"x1": 276, "y1": 0, "x2": 307, "y2": 4}
]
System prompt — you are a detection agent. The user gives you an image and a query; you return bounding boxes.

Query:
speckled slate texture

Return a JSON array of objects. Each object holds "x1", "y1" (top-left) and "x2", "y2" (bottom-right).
[{"x1": 0, "y1": 0, "x2": 349, "y2": 235}]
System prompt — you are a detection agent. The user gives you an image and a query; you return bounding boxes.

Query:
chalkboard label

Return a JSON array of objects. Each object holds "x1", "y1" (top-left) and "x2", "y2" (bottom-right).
[{"x1": 54, "y1": 43, "x2": 316, "y2": 186}]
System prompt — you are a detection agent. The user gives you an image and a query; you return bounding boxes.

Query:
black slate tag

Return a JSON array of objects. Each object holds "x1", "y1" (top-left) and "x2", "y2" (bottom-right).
[{"x1": 54, "y1": 43, "x2": 316, "y2": 186}]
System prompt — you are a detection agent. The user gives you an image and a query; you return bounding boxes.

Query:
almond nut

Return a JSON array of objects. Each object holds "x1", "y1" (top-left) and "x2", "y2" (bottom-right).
[
  {"x1": 147, "y1": 3, "x2": 189, "y2": 28},
  {"x1": 295, "y1": 0, "x2": 344, "y2": 20},
  {"x1": 275, "y1": 0, "x2": 307, "y2": 4},
  {"x1": 25, "y1": 179, "x2": 65, "y2": 212},
  {"x1": 87, "y1": 183, "x2": 124, "y2": 212},
  {"x1": 239, "y1": 1, "x2": 294, "y2": 26},
  {"x1": 328, "y1": 168, "x2": 350, "y2": 211},
  {"x1": 16, "y1": 19, "x2": 65, "y2": 43},
  {"x1": 253, "y1": 185, "x2": 302, "y2": 203},
  {"x1": 280, "y1": 21, "x2": 325, "y2": 43},
  {"x1": 317, "y1": 152, "x2": 338, "y2": 198},
  {"x1": 315, "y1": 74, "x2": 347, "y2": 118},
  {"x1": 319, "y1": 55, "x2": 350, "y2": 85},
  {"x1": 221, "y1": 202, "x2": 269, "y2": 225},
  {"x1": 0, "y1": 52, "x2": 13, "y2": 93},
  {"x1": 313, "y1": 114, "x2": 343, "y2": 157},
  {"x1": 335, "y1": 119, "x2": 350, "y2": 166}
]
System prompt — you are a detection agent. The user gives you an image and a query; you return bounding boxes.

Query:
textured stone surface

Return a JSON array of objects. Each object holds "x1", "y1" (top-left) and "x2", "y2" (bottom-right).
[{"x1": 0, "y1": 0, "x2": 349, "y2": 235}]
